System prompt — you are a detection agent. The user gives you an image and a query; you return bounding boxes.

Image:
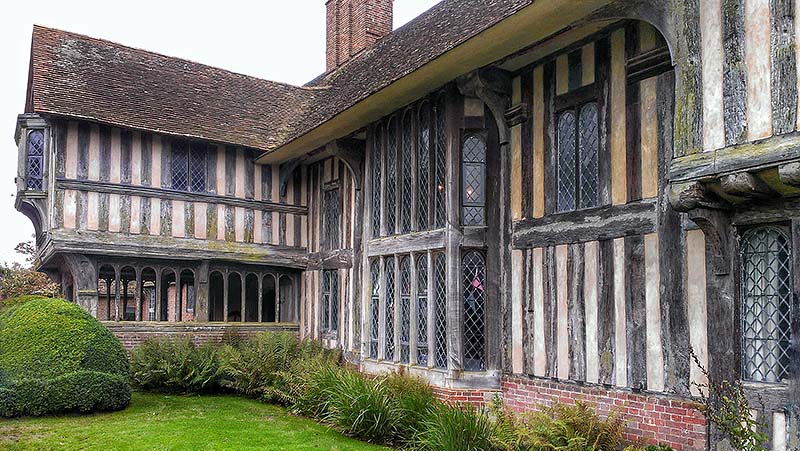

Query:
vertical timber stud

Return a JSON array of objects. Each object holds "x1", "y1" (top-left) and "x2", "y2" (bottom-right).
[
  {"x1": 625, "y1": 235, "x2": 647, "y2": 390},
  {"x1": 789, "y1": 219, "x2": 800, "y2": 449},
  {"x1": 445, "y1": 85, "x2": 464, "y2": 373},
  {"x1": 675, "y1": 0, "x2": 704, "y2": 156},
  {"x1": 568, "y1": 243, "x2": 586, "y2": 381},
  {"x1": 771, "y1": 0, "x2": 798, "y2": 135},
  {"x1": 723, "y1": 0, "x2": 748, "y2": 145}
]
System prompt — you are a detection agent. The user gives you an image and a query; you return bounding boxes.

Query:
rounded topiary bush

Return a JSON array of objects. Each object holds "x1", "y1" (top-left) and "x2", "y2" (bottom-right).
[{"x1": 0, "y1": 297, "x2": 131, "y2": 417}]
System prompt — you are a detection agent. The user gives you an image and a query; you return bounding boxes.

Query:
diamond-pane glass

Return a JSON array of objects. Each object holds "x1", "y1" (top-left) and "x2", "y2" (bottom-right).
[
  {"x1": 370, "y1": 260, "x2": 380, "y2": 359},
  {"x1": 323, "y1": 189, "x2": 341, "y2": 251},
  {"x1": 401, "y1": 113, "x2": 413, "y2": 234},
  {"x1": 463, "y1": 251, "x2": 486, "y2": 371},
  {"x1": 557, "y1": 111, "x2": 577, "y2": 213},
  {"x1": 434, "y1": 254, "x2": 448, "y2": 369},
  {"x1": 418, "y1": 105, "x2": 430, "y2": 231},
  {"x1": 400, "y1": 256, "x2": 411, "y2": 363},
  {"x1": 578, "y1": 103, "x2": 599, "y2": 209},
  {"x1": 741, "y1": 226, "x2": 793, "y2": 383},
  {"x1": 386, "y1": 118, "x2": 398, "y2": 235},
  {"x1": 171, "y1": 145, "x2": 189, "y2": 192},
  {"x1": 330, "y1": 271, "x2": 339, "y2": 333},
  {"x1": 462, "y1": 135, "x2": 486, "y2": 226},
  {"x1": 434, "y1": 95, "x2": 447, "y2": 228},
  {"x1": 189, "y1": 144, "x2": 207, "y2": 193},
  {"x1": 385, "y1": 257, "x2": 396, "y2": 361},
  {"x1": 416, "y1": 255, "x2": 429, "y2": 366},
  {"x1": 372, "y1": 126, "x2": 383, "y2": 238},
  {"x1": 321, "y1": 270, "x2": 331, "y2": 331},
  {"x1": 26, "y1": 130, "x2": 44, "y2": 191}
]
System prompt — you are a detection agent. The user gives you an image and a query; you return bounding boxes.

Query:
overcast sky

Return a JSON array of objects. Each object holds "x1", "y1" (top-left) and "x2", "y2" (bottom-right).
[{"x1": 0, "y1": 0, "x2": 440, "y2": 265}]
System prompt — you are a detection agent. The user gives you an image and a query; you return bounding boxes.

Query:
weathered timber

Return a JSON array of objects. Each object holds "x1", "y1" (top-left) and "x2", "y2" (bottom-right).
[
  {"x1": 512, "y1": 199, "x2": 656, "y2": 248},
  {"x1": 779, "y1": 162, "x2": 800, "y2": 186},
  {"x1": 567, "y1": 48, "x2": 582, "y2": 91},
  {"x1": 245, "y1": 154, "x2": 254, "y2": 200},
  {"x1": 77, "y1": 123, "x2": 90, "y2": 180},
  {"x1": 668, "y1": 181, "x2": 730, "y2": 212},
  {"x1": 120, "y1": 195, "x2": 131, "y2": 234},
  {"x1": 46, "y1": 229, "x2": 309, "y2": 268},
  {"x1": 161, "y1": 137, "x2": 172, "y2": 189},
  {"x1": 568, "y1": 243, "x2": 586, "y2": 381},
  {"x1": 244, "y1": 209, "x2": 254, "y2": 243},
  {"x1": 504, "y1": 103, "x2": 530, "y2": 127},
  {"x1": 224, "y1": 206, "x2": 235, "y2": 242},
  {"x1": 544, "y1": 246, "x2": 557, "y2": 378},
  {"x1": 53, "y1": 189, "x2": 64, "y2": 229},
  {"x1": 626, "y1": 46, "x2": 672, "y2": 84},
  {"x1": 771, "y1": 0, "x2": 797, "y2": 135},
  {"x1": 720, "y1": 172, "x2": 773, "y2": 198},
  {"x1": 791, "y1": 220, "x2": 800, "y2": 409},
  {"x1": 77, "y1": 191, "x2": 87, "y2": 230},
  {"x1": 184, "y1": 201, "x2": 194, "y2": 238},
  {"x1": 140, "y1": 133, "x2": 152, "y2": 187},
  {"x1": 543, "y1": 61, "x2": 557, "y2": 215},
  {"x1": 521, "y1": 71, "x2": 534, "y2": 217},
  {"x1": 674, "y1": 0, "x2": 704, "y2": 156},
  {"x1": 99, "y1": 126, "x2": 111, "y2": 182},
  {"x1": 307, "y1": 248, "x2": 354, "y2": 270},
  {"x1": 98, "y1": 192, "x2": 109, "y2": 231},
  {"x1": 723, "y1": 0, "x2": 748, "y2": 145},
  {"x1": 225, "y1": 146, "x2": 236, "y2": 196},
  {"x1": 55, "y1": 179, "x2": 308, "y2": 215},
  {"x1": 160, "y1": 199, "x2": 172, "y2": 237},
  {"x1": 625, "y1": 22, "x2": 642, "y2": 202},
  {"x1": 596, "y1": 37, "x2": 613, "y2": 206},
  {"x1": 625, "y1": 234, "x2": 647, "y2": 391},
  {"x1": 597, "y1": 239, "x2": 615, "y2": 385},
  {"x1": 120, "y1": 130, "x2": 132, "y2": 184},
  {"x1": 206, "y1": 203, "x2": 218, "y2": 239},
  {"x1": 366, "y1": 226, "x2": 446, "y2": 257},
  {"x1": 140, "y1": 197, "x2": 151, "y2": 235}
]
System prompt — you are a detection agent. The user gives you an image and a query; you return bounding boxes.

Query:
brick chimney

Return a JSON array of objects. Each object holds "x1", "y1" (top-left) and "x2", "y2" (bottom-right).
[{"x1": 326, "y1": 0, "x2": 393, "y2": 72}]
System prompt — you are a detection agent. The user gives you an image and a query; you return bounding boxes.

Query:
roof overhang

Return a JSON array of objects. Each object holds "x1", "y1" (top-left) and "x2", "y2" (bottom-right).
[{"x1": 257, "y1": 0, "x2": 613, "y2": 165}]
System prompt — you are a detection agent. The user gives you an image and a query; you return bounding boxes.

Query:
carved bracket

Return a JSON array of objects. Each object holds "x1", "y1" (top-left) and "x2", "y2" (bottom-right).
[
  {"x1": 668, "y1": 181, "x2": 730, "y2": 212},
  {"x1": 504, "y1": 103, "x2": 530, "y2": 127},
  {"x1": 719, "y1": 172, "x2": 772, "y2": 198},
  {"x1": 457, "y1": 68, "x2": 513, "y2": 144},
  {"x1": 779, "y1": 162, "x2": 800, "y2": 187},
  {"x1": 687, "y1": 208, "x2": 733, "y2": 276}
]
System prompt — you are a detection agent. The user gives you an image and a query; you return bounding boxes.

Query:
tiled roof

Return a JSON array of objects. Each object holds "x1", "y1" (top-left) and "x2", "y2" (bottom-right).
[
  {"x1": 27, "y1": 0, "x2": 534, "y2": 153},
  {"x1": 27, "y1": 25, "x2": 325, "y2": 150}
]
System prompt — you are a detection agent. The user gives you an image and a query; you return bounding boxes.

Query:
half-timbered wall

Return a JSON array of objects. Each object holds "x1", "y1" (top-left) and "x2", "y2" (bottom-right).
[{"x1": 49, "y1": 119, "x2": 307, "y2": 248}]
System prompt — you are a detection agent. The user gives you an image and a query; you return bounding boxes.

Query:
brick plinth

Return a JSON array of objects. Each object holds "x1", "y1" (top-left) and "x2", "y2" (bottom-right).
[
  {"x1": 501, "y1": 377, "x2": 707, "y2": 451},
  {"x1": 103, "y1": 322, "x2": 299, "y2": 350},
  {"x1": 432, "y1": 386, "x2": 499, "y2": 406}
]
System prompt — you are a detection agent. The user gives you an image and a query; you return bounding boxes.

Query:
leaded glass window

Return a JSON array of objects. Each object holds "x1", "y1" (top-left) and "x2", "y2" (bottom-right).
[
  {"x1": 416, "y1": 254, "x2": 429, "y2": 366},
  {"x1": 462, "y1": 250, "x2": 486, "y2": 371},
  {"x1": 322, "y1": 188, "x2": 341, "y2": 251},
  {"x1": 189, "y1": 144, "x2": 207, "y2": 193},
  {"x1": 434, "y1": 95, "x2": 447, "y2": 228},
  {"x1": 433, "y1": 253, "x2": 448, "y2": 369},
  {"x1": 556, "y1": 102, "x2": 599, "y2": 213},
  {"x1": 321, "y1": 270, "x2": 339, "y2": 334},
  {"x1": 399, "y1": 256, "x2": 411, "y2": 363},
  {"x1": 401, "y1": 112, "x2": 414, "y2": 234},
  {"x1": 386, "y1": 118, "x2": 398, "y2": 235},
  {"x1": 740, "y1": 226, "x2": 793, "y2": 383},
  {"x1": 370, "y1": 260, "x2": 380, "y2": 359},
  {"x1": 26, "y1": 130, "x2": 44, "y2": 191},
  {"x1": 462, "y1": 135, "x2": 486, "y2": 226},
  {"x1": 371, "y1": 125, "x2": 383, "y2": 238},
  {"x1": 417, "y1": 104, "x2": 431, "y2": 231},
  {"x1": 385, "y1": 257, "x2": 396, "y2": 361},
  {"x1": 171, "y1": 144, "x2": 189, "y2": 191}
]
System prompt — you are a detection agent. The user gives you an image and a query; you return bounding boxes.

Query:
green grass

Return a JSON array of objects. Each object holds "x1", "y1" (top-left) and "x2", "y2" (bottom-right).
[{"x1": 0, "y1": 392, "x2": 392, "y2": 451}]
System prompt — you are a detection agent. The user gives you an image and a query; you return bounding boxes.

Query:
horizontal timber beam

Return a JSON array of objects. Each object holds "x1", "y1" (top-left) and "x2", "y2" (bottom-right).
[{"x1": 512, "y1": 199, "x2": 656, "y2": 248}]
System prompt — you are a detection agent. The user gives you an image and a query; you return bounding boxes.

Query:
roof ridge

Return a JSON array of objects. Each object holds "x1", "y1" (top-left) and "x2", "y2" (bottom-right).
[{"x1": 31, "y1": 24, "x2": 328, "y2": 92}]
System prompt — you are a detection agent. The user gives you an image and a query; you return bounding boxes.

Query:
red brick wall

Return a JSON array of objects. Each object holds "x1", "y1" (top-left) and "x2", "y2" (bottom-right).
[
  {"x1": 501, "y1": 377, "x2": 707, "y2": 451},
  {"x1": 326, "y1": 0, "x2": 392, "y2": 72},
  {"x1": 104, "y1": 323, "x2": 299, "y2": 350},
  {"x1": 432, "y1": 386, "x2": 499, "y2": 406}
]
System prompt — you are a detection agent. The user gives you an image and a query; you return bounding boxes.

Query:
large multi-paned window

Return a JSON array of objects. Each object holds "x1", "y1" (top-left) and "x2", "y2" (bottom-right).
[
  {"x1": 369, "y1": 260, "x2": 380, "y2": 359},
  {"x1": 462, "y1": 250, "x2": 486, "y2": 371},
  {"x1": 740, "y1": 225, "x2": 793, "y2": 383},
  {"x1": 321, "y1": 270, "x2": 339, "y2": 334},
  {"x1": 556, "y1": 102, "x2": 599, "y2": 212},
  {"x1": 399, "y1": 256, "x2": 411, "y2": 363},
  {"x1": 385, "y1": 257, "x2": 396, "y2": 361},
  {"x1": 433, "y1": 253, "x2": 448, "y2": 369},
  {"x1": 26, "y1": 130, "x2": 44, "y2": 191},
  {"x1": 172, "y1": 142, "x2": 207, "y2": 193},
  {"x1": 461, "y1": 134, "x2": 486, "y2": 226},
  {"x1": 322, "y1": 186, "x2": 341, "y2": 251},
  {"x1": 416, "y1": 255, "x2": 429, "y2": 366},
  {"x1": 370, "y1": 93, "x2": 446, "y2": 238}
]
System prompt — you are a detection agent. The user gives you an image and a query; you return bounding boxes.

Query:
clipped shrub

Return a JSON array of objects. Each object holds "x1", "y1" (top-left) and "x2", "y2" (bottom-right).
[
  {"x1": 414, "y1": 403, "x2": 500, "y2": 451},
  {"x1": 323, "y1": 369, "x2": 399, "y2": 443},
  {"x1": 513, "y1": 401, "x2": 624, "y2": 451},
  {"x1": 0, "y1": 297, "x2": 130, "y2": 417},
  {"x1": 129, "y1": 338, "x2": 222, "y2": 393}
]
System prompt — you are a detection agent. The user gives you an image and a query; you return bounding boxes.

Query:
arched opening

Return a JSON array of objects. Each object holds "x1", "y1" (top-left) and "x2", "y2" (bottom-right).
[
  {"x1": 180, "y1": 269, "x2": 196, "y2": 322},
  {"x1": 244, "y1": 273, "x2": 259, "y2": 322},
  {"x1": 141, "y1": 268, "x2": 157, "y2": 321},
  {"x1": 160, "y1": 269, "x2": 176, "y2": 322},
  {"x1": 278, "y1": 275, "x2": 294, "y2": 323},
  {"x1": 120, "y1": 266, "x2": 137, "y2": 321},
  {"x1": 227, "y1": 272, "x2": 242, "y2": 322},
  {"x1": 262, "y1": 274, "x2": 277, "y2": 323},
  {"x1": 97, "y1": 264, "x2": 116, "y2": 321},
  {"x1": 209, "y1": 271, "x2": 225, "y2": 322}
]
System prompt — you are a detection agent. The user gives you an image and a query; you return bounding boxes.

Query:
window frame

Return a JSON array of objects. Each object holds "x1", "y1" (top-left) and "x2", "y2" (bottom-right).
[
  {"x1": 320, "y1": 269, "x2": 339, "y2": 335},
  {"x1": 322, "y1": 182, "x2": 342, "y2": 251},
  {"x1": 737, "y1": 223, "x2": 795, "y2": 385},
  {"x1": 171, "y1": 141, "x2": 208, "y2": 193},
  {"x1": 553, "y1": 84, "x2": 601, "y2": 214},
  {"x1": 460, "y1": 132, "x2": 488, "y2": 227},
  {"x1": 25, "y1": 129, "x2": 45, "y2": 192}
]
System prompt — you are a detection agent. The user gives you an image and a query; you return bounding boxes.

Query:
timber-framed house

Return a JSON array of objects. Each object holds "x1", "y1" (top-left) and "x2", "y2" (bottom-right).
[{"x1": 13, "y1": 1, "x2": 800, "y2": 449}]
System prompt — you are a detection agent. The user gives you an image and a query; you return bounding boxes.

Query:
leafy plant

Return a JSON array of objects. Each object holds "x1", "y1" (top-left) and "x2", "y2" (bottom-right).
[
  {"x1": 414, "y1": 403, "x2": 500, "y2": 451},
  {"x1": 384, "y1": 372, "x2": 438, "y2": 443},
  {"x1": 512, "y1": 401, "x2": 625, "y2": 451},
  {"x1": 129, "y1": 338, "x2": 222, "y2": 393},
  {"x1": 324, "y1": 369, "x2": 400, "y2": 443},
  {"x1": 689, "y1": 348, "x2": 768, "y2": 451}
]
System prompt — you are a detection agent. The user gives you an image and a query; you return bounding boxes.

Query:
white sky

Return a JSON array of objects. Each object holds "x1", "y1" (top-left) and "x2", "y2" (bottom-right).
[{"x1": 0, "y1": 0, "x2": 441, "y2": 265}]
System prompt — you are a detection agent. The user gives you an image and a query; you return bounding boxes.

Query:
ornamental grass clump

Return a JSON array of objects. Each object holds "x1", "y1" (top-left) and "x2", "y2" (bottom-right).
[
  {"x1": 512, "y1": 401, "x2": 625, "y2": 451},
  {"x1": 129, "y1": 338, "x2": 222, "y2": 393},
  {"x1": 413, "y1": 403, "x2": 501, "y2": 451},
  {"x1": 323, "y1": 369, "x2": 400, "y2": 443}
]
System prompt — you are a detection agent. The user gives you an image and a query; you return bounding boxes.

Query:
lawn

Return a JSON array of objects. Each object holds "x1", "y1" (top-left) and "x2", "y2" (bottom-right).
[{"x1": 0, "y1": 392, "x2": 392, "y2": 451}]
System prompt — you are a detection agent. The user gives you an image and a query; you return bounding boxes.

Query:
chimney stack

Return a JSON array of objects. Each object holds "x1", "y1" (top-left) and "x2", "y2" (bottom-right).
[{"x1": 326, "y1": 0, "x2": 393, "y2": 72}]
